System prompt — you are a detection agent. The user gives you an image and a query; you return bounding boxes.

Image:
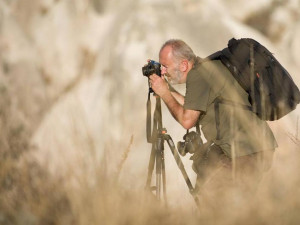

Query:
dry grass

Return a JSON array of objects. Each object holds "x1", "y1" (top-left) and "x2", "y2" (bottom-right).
[
  {"x1": 1, "y1": 132, "x2": 300, "y2": 225},
  {"x1": 1, "y1": 1, "x2": 300, "y2": 224}
]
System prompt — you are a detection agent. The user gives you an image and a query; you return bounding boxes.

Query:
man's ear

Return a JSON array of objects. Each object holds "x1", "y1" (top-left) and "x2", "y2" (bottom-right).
[{"x1": 180, "y1": 60, "x2": 189, "y2": 72}]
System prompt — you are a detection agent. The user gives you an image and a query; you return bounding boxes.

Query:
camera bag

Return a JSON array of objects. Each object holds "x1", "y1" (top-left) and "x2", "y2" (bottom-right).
[{"x1": 207, "y1": 38, "x2": 300, "y2": 120}]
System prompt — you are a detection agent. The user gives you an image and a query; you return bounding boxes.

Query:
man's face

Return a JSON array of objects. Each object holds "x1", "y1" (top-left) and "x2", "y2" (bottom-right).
[{"x1": 159, "y1": 46, "x2": 184, "y2": 84}]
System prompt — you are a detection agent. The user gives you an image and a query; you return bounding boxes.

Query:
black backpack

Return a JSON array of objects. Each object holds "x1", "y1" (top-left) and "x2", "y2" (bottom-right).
[{"x1": 208, "y1": 38, "x2": 300, "y2": 121}]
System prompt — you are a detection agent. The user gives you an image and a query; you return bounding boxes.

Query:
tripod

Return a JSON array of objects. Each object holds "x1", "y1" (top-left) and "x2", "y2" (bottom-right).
[{"x1": 145, "y1": 90, "x2": 200, "y2": 207}]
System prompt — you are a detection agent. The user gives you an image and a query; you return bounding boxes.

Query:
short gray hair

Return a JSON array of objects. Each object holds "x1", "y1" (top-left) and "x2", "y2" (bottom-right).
[{"x1": 160, "y1": 39, "x2": 197, "y2": 63}]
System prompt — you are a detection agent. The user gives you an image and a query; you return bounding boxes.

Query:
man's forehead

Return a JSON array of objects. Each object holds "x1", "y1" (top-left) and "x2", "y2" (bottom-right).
[
  {"x1": 159, "y1": 46, "x2": 173, "y2": 63},
  {"x1": 160, "y1": 45, "x2": 172, "y2": 56}
]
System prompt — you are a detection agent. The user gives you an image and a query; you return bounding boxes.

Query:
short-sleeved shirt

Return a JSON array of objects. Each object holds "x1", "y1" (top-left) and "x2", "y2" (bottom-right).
[{"x1": 183, "y1": 58, "x2": 278, "y2": 158}]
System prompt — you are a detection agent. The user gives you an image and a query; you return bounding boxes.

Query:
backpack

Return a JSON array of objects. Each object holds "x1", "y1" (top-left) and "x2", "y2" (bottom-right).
[{"x1": 208, "y1": 38, "x2": 300, "y2": 121}]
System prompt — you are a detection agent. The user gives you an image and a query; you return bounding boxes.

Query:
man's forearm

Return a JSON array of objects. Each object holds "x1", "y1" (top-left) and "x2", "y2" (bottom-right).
[
  {"x1": 170, "y1": 91, "x2": 185, "y2": 105},
  {"x1": 149, "y1": 74, "x2": 200, "y2": 129},
  {"x1": 161, "y1": 90, "x2": 199, "y2": 129},
  {"x1": 166, "y1": 81, "x2": 185, "y2": 105},
  {"x1": 161, "y1": 90, "x2": 184, "y2": 123}
]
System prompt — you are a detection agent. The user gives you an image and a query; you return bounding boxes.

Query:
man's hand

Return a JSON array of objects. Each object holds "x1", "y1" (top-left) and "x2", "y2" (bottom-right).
[{"x1": 149, "y1": 74, "x2": 169, "y2": 98}]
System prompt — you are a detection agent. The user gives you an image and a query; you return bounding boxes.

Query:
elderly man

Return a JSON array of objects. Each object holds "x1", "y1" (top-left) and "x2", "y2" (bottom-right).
[{"x1": 149, "y1": 39, "x2": 277, "y2": 204}]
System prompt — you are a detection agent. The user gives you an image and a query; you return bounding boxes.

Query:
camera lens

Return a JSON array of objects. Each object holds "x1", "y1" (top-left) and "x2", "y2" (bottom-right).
[{"x1": 177, "y1": 141, "x2": 187, "y2": 156}]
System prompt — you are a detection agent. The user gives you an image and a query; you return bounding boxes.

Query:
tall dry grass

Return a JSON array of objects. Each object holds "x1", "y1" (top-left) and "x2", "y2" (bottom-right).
[
  {"x1": 2, "y1": 128, "x2": 300, "y2": 225},
  {"x1": 1, "y1": 0, "x2": 300, "y2": 224},
  {"x1": 1, "y1": 73, "x2": 300, "y2": 224}
]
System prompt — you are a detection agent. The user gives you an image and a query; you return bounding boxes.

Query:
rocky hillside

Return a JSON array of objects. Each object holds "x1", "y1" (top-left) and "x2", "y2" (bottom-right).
[{"x1": 1, "y1": 0, "x2": 300, "y2": 224}]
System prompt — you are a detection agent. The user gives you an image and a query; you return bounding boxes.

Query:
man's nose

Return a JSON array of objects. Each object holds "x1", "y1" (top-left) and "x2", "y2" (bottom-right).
[{"x1": 161, "y1": 66, "x2": 167, "y2": 75}]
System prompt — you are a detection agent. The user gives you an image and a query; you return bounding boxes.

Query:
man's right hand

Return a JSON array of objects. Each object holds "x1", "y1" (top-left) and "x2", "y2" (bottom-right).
[{"x1": 149, "y1": 74, "x2": 169, "y2": 98}]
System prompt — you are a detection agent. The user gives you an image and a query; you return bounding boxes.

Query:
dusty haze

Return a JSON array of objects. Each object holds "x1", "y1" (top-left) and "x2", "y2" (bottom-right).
[{"x1": 1, "y1": 0, "x2": 300, "y2": 224}]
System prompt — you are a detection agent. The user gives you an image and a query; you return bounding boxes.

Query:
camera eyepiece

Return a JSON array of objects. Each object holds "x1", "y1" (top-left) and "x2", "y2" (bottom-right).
[{"x1": 142, "y1": 60, "x2": 161, "y2": 77}]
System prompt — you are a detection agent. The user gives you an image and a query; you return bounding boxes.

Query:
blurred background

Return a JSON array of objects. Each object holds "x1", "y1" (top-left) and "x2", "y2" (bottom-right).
[{"x1": 1, "y1": 0, "x2": 300, "y2": 224}]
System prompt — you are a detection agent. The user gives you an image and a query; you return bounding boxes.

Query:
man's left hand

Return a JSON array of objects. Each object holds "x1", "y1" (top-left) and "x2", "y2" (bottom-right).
[{"x1": 149, "y1": 74, "x2": 169, "y2": 97}]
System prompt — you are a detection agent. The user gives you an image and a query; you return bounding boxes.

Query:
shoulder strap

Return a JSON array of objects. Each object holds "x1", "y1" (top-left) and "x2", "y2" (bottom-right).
[{"x1": 198, "y1": 51, "x2": 222, "y2": 64}]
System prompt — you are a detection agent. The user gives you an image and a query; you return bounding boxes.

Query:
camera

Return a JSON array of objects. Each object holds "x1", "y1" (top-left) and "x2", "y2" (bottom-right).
[
  {"x1": 142, "y1": 60, "x2": 161, "y2": 77},
  {"x1": 177, "y1": 131, "x2": 203, "y2": 156}
]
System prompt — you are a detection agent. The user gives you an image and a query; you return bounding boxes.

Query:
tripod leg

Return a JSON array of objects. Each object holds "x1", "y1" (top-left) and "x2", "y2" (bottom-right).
[
  {"x1": 164, "y1": 134, "x2": 200, "y2": 208},
  {"x1": 161, "y1": 150, "x2": 168, "y2": 205},
  {"x1": 157, "y1": 135, "x2": 168, "y2": 204},
  {"x1": 146, "y1": 144, "x2": 156, "y2": 190},
  {"x1": 156, "y1": 148, "x2": 161, "y2": 200},
  {"x1": 155, "y1": 135, "x2": 164, "y2": 200}
]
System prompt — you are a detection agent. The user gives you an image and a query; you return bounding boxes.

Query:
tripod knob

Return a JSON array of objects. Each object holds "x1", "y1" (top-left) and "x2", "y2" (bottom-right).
[{"x1": 160, "y1": 128, "x2": 167, "y2": 134}]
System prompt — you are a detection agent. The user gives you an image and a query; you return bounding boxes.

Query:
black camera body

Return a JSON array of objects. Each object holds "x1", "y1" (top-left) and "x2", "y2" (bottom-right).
[
  {"x1": 177, "y1": 131, "x2": 203, "y2": 156},
  {"x1": 142, "y1": 60, "x2": 161, "y2": 77}
]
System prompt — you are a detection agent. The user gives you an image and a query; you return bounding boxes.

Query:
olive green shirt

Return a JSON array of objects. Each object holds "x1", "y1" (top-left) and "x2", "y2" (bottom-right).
[{"x1": 183, "y1": 58, "x2": 277, "y2": 158}]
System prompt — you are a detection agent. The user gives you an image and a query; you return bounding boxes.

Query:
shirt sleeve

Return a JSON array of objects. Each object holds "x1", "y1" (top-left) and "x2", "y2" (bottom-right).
[{"x1": 184, "y1": 67, "x2": 211, "y2": 112}]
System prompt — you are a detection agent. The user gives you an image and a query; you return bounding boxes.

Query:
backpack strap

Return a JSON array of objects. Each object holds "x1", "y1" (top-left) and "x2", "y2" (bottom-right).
[{"x1": 202, "y1": 51, "x2": 222, "y2": 62}]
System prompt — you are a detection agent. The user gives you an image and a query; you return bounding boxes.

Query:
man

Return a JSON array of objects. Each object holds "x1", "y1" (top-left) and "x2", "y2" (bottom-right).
[{"x1": 149, "y1": 39, "x2": 277, "y2": 204}]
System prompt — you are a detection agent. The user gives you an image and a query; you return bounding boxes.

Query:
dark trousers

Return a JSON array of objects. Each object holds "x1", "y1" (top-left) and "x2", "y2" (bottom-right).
[{"x1": 193, "y1": 145, "x2": 274, "y2": 211}]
